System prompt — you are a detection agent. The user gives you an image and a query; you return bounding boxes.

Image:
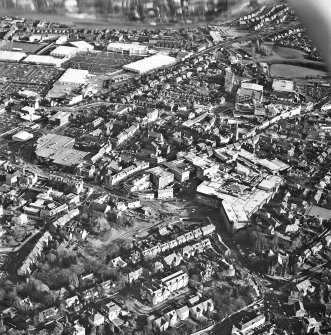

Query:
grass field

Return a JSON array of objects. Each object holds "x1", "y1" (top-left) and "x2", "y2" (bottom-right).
[
  {"x1": 272, "y1": 46, "x2": 307, "y2": 60},
  {"x1": 270, "y1": 64, "x2": 327, "y2": 79}
]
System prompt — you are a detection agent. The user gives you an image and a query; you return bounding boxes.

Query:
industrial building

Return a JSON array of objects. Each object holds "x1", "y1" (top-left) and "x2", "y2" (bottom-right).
[
  {"x1": 69, "y1": 40, "x2": 94, "y2": 51},
  {"x1": 23, "y1": 55, "x2": 64, "y2": 67},
  {"x1": 123, "y1": 54, "x2": 176, "y2": 74},
  {"x1": 35, "y1": 134, "x2": 88, "y2": 167},
  {"x1": 0, "y1": 41, "x2": 45, "y2": 54},
  {"x1": 196, "y1": 174, "x2": 281, "y2": 233},
  {"x1": 58, "y1": 68, "x2": 89, "y2": 85},
  {"x1": 107, "y1": 42, "x2": 148, "y2": 55},
  {"x1": 50, "y1": 46, "x2": 78, "y2": 58},
  {"x1": 0, "y1": 50, "x2": 26, "y2": 62}
]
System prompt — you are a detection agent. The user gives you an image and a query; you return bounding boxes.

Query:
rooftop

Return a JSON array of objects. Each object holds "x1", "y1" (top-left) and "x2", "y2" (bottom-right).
[
  {"x1": 123, "y1": 54, "x2": 176, "y2": 73},
  {"x1": 272, "y1": 79, "x2": 295, "y2": 92},
  {"x1": 58, "y1": 68, "x2": 89, "y2": 85},
  {"x1": 23, "y1": 54, "x2": 64, "y2": 66},
  {"x1": 306, "y1": 205, "x2": 331, "y2": 221},
  {"x1": 0, "y1": 41, "x2": 45, "y2": 53},
  {"x1": 148, "y1": 166, "x2": 174, "y2": 178},
  {"x1": 0, "y1": 50, "x2": 26, "y2": 62},
  {"x1": 51, "y1": 45, "x2": 78, "y2": 57}
]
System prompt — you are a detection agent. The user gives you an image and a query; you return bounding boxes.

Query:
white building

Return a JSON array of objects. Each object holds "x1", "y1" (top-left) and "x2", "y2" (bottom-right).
[
  {"x1": 107, "y1": 42, "x2": 148, "y2": 55},
  {"x1": 123, "y1": 54, "x2": 176, "y2": 74},
  {"x1": 0, "y1": 50, "x2": 26, "y2": 62},
  {"x1": 12, "y1": 131, "x2": 33, "y2": 142},
  {"x1": 51, "y1": 45, "x2": 78, "y2": 58},
  {"x1": 70, "y1": 40, "x2": 94, "y2": 51},
  {"x1": 23, "y1": 55, "x2": 64, "y2": 66},
  {"x1": 272, "y1": 79, "x2": 294, "y2": 92},
  {"x1": 58, "y1": 68, "x2": 89, "y2": 85}
]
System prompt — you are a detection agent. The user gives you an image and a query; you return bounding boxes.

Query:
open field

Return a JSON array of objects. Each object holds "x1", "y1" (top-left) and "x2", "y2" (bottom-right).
[
  {"x1": 272, "y1": 46, "x2": 307, "y2": 60},
  {"x1": 270, "y1": 64, "x2": 328, "y2": 79}
]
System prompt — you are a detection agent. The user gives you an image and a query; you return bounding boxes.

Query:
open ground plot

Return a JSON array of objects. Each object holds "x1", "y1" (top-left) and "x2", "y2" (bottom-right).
[
  {"x1": 270, "y1": 64, "x2": 328, "y2": 79},
  {"x1": 63, "y1": 52, "x2": 141, "y2": 74},
  {"x1": 271, "y1": 46, "x2": 307, "y2": 60}
]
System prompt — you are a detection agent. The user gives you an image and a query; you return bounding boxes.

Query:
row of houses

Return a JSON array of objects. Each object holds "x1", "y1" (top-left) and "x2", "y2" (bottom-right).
[
  {"x1": 153, "y1": 296, "x2": 214, "y2": 331},
  {"x1": 141, "y1": 224, "x2": 215, "y2": 258},
  {"x1": 17, "y1": 231, "x2": 52, "y2": 276}
]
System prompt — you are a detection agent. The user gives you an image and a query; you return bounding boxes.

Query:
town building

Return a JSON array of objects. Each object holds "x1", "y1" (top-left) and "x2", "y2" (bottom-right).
[
  {"x1": 102, "y1": 301, "x2": 121, "y2": 320},
  {"x1": 148, "y1": 166, "x2": 174, "y2": 189},
  {"x1": 140, "y1": 270, "x2": 188, "y2": 305},
  {"x1": 49, "y1": 111, "x2": 71, "y2": 127},
  {"x1": 163, "y1": 159, "x2": 192, "y2": 182}
]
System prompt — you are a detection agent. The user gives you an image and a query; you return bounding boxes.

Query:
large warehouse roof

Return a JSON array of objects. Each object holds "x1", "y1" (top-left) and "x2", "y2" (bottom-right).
[
  {"x1": 58, "y1": 68, "x2": 89, "y2": 85},
  {"x1": 51, "y1": 45, "x2": 78, "y2": 58},
  {"x1": 70, "y1": 40, "x2": 94, "y2": 50},
  {"x1": 23, "y1": 55, "x2": 64, "y2": 66},
  {"x1": 35, "y1": 133, "x2": 87, "y2": 167},
  {"x1": 123, "y1": 54, "x2": 176, "y2": 74},
  {"x1": 0, "y1": 41, "x2": 45, "y2": 53},
  {"x1": 0, "y1": 50, "x2": 26, "y2": 62}
]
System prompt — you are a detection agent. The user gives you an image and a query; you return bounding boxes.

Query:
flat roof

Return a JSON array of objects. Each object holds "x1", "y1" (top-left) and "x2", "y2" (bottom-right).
[
  {"x1": 58, "y1": 68, "x2": 88, "y2": 85},
  {"x1": 46, "y1": 83, "x2": 75, "y2": 99},
  {"x1": 272, "y1": 79, "x2": 294, "y2": 92},
  {"x1": 241, "y1": 82, "x2": 264, "y2": 91},
  {"x1": 237, "y1": 88, "x2": 263, "y2": 100},
  {"x1": 306, "y1": 205, "x2": 331, "y2": 221},
  {"x1": 51, "y1": 45, "x2": 78, "y2": 57},
  {"x1": 0, "y1": 41, "x2": 45, "y2": 53},
  {"x1": 51, "y1": 148, "x2": 88, "y2": 166},
  {"x1": 197, "y1": 179, "x2": 273, "y2": 223},
  {"x1": 36, "y1": 133, "x2": 75, "y2": 153},
  {"x1": 238, "y1": 148, "x2": 289, "y2": 172},
  {"x1": 23, "y1": 55, "x2": 64, "y2": 66},
  {"x1": 50, "y1": 111, "x2": 71, "y2": 120},
  {"x1": 123, "y1": 54, "x2": 176, "y2": 73},
  {"x1": 0, "y1": 50, "x2": 26, "y2": 62},
  {"x1": 148, "y1": 166, "x2": 174, "y2": 178},
  {"x1": 12, "y1": 131, "x2": 33, "y2": 141},
  {"x1": 69, "y1": 40, "x2": 94, "y2": 50}
]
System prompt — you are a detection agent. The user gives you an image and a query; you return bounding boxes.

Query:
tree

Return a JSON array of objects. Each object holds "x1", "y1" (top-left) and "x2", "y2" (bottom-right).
[
  {"x1": 51, "y1": 320, "x2": 64, "y2": 335},
  {"x1": 0, "y1": 318, "x2": 6, "y2": 335},
  {"x1": 105, "y1": 323, "x2": 115, "y2": 334},
  {"x1": 96, "y1": 324, "x2": 105, "y2": 335},
  {"x1": 69, "y1": 273, "x2": 79, "y2": 289},
  {"x1": 33, "y1": 312, "x2": 44, "y2": 326},
  {"x1": 89, "y1": 325, "x2": 97, "y2": 335},
  {"x1": 91, "y1": 215, "x2": 109, "y2": 234}
]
